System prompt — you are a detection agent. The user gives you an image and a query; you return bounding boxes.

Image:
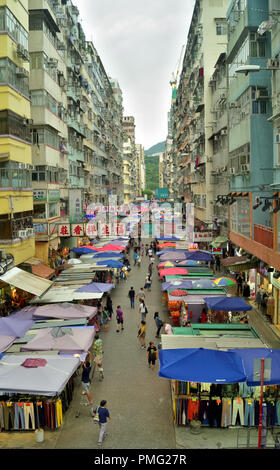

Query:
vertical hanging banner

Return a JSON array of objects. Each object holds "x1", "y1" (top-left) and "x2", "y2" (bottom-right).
[{"x1": 69, "y1": 189, "x2": 83, "y2": 224}]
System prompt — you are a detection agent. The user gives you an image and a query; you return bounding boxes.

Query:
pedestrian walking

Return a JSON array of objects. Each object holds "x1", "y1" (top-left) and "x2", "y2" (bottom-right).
[
  {"x1": 133, "y1": 252, "x2": 138, "y2": 266},
  {"x1": 93, "y1": 335, "x2": 104, "y2": 381},
  {"x1": 137, "y1": 320, "x2": 146, "y2": 349},
  {"x1": 137, "y1": 255, "x2": 142, "y2": 267},
  {"x1": 256, "y1": 290, "x2": 262, "y2": 309},
  {"x1": 243, "y1": 282, "x2": 250, "y2": 298},
  {"x1": 147, "y1": 342, "x2": 158, "y2": 370},
  {"x1": 148, "y1": 247, "x2": 153, "y2": 258},
  {"x1": 148, "y1": 263, "x2": 153, "y2": 277},
  {"x1": 154, "y1": 312, "x2": 163, "y2": 337},
  {"x1": 102, "y1": 307, "x2": 110, "y2": 331},
  {"x1": 116, "y1": 305, "x2": 124, "y2": 332},
  {"x1": 145, "y1": 244, "x2": 149, "y2": 256},
  {"x1": 140, "y1": 243, "x2": 145, "y2": 256},
  {"x1": 136, "y1": 287, "x2": 145, "y2": 302},
  {"x1": 81, "y1": 351, "x2": 93, "y2": 407},
  {"x1": 95, "y1": 400, "x2": 111, "y2": 446},
  {"x1": 150, "y1": 256, "x2": 155, "y2": 265},
  {"x1": 128, "y1": 287, "x2": 135, "y2": 308},
  {"x1": 144, "y1": 275, "x2": 151, "y2": 291},
  {"x1": 106, "y1": 294, "x2": 113, "y2": 319},
  {"x1": 139, "y1": 299, "x2": 148, "y2": 321}
]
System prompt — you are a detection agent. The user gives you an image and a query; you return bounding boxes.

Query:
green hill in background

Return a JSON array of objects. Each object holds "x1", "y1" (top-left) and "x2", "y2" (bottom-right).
[
  {"x1": 144, "y1": 154, "x2": 159, "y2": 191},
  {"x1": 144, "y1": 141, "x2": 165, "y2": 156}
]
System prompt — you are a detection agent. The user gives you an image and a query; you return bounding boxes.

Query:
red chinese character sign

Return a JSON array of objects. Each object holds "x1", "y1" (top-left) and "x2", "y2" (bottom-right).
[
  {"x1": 85, "y1": 222, "x2": 98, "y2": 238},
  {"x1": 58, "y1": 224, "x2": 70, "y2": 237},
  {"x1": 71, "y1": 224, "x2": 84, "y2": 237},
  {"x1": 99, "y1": 223, "x2": 112, "y2": 237}
]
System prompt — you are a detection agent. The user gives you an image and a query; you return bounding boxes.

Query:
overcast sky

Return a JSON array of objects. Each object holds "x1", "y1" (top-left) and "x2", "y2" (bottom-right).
[{"x1": 77, "y1": 0, "x2": 195, "y2": 150}]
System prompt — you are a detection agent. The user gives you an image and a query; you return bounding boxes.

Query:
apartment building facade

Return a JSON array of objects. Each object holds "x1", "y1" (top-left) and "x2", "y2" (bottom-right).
[
  {"x1": 170, "y1": 0, "x2": 229, "y2": 229},
  {"x1": 135, "y1": 143, "x2": 145, "y2": 196},
  {"x1": 27, "y1": 0, "x2": 124, "y2": 260},
  {"x1": 0, "y1": 0, "x2": 35, "y2": 267}
]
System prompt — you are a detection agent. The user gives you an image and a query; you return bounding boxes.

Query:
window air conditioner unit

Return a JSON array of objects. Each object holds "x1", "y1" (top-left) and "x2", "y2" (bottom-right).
[
  {"x1": 27, "y1": 228, "x2": 34, "y2": 236},
  {"x1": 229, "y1": 167, "x2": 236, "y2": 175},
  {"x1": 241, "y1": 164, "x2": 250, "y2": 172},
  {"x1": 267, "y1": 58, "x2": 280, "y2": 70},
  {"x1": 221, "y1": 129, "x2": 228, "y2": 135},
  {"x1": 17, "y1": 44, "x2": 25, "y2": 56},
  {"x1": 48, "y1": 58, "x2": 58, "y2": 67},
  {"x1": 18, "y1": 230, "x2": 27, "y2": 238},
  {"x1": 18, "y1": 163, "x2": 27, "y2": 169}
]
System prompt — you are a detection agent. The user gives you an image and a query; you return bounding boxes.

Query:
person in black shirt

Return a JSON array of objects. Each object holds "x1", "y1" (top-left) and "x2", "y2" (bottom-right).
[
  {"x1": 147, "y1": 341, "x2": 157, "y2": 370},
  {"x1": 81, "y1": 351, "x2": 93, "y2": 407},
  {"x1": 128, "y1": 287, "x2": 135, "y2": 308},
  {"x1": 106, "y1": 294, "x2": 113, "y2": 319}
]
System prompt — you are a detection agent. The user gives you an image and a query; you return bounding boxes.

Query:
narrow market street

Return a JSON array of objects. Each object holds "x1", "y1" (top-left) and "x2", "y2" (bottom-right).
[
  {"x1": 0, "y1": 240, "x2": 175, "y2": 450},
  {"x1": 54, "y1": 241, "x2": 175, "y2": 449}
]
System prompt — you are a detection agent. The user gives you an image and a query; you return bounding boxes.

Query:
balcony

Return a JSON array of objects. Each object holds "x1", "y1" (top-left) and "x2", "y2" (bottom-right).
[{"x1": 254, "y1": 224, "x2": 273, "y2": 249}]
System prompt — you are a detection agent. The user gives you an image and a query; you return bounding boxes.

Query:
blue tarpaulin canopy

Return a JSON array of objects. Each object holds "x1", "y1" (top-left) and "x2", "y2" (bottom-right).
[
  {"x1": 96, "y1": 260, "x2": 124, "y2": 268},
  {"x1": 159, "y1": 348, "x2": 247, "y2": 383},
  {"x1": 229, "y1": 348, "x2": 280, "y2": 386},
  {"x1": 185, "y1": 250, "x2": 213, "y2": 262},
  {"x1": 203, "y1": 296, "x2": 252, "y2": 312},
  {"x1": 92, "y1": 252, "x2": 124, "y2": 259},
  {"x1": 71, "y1": 247, "x2": 95, "y2": 255},
  {"x1": 158, "y1": 236, "x2": 181, "y2": 241}
]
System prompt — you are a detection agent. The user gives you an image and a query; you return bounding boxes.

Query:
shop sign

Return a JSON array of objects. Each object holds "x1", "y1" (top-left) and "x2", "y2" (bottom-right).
[
  {"x1": 99, "y1": 223, "x2": 113, "y2": 236},
  {"x1": 71, "y1": 223, "x2": 84, "y2": 237},
  {"x1": 48, "y1": 190, "x2": 60, "y2": 201},
  {"x1": 33, "y1": 190, "x2": 47, "y2": 201},
  {"x1": 193, "y1": 232, "x2": 213, "y2": 242},
  {"x1": 85, "y1": 222, "x2": 98, "y2": 238},
  {"x1": 112, "y1": 222, "x2": 126, "y2": 236},
  {"x1": 58, "y1": 224, "x2": 70, "y2": 237},
  {"x1": 188, "y1": 243, "x2": 199, "y2": 251},
  {"x1": 34, "y1": 223, "x2": 48, "y2": 235},
  {"x1": 212, "y1": 248, "x2": 223, "y2": 255}
]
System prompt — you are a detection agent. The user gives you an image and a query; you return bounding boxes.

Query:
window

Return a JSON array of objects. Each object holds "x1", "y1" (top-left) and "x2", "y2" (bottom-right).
[
  {"x1": 48, "y1": 202, "x2": 59, "y2": 218},
  {"x1": 33, "y1": 203, "x2": 46, "y2": 219},
  {"x1": 0, "y1": 110, "x2": 31, "y2": 142},
  {"x1": 250, "y1": 33, "x2": 266, "y2": 58},
  {"x1": 0, "y1": 6, "x2": 28, "y2": 49},
  {"x1": 30, "y1": 90, "x2": 58, "y2": 116},
  {"x1": 216, "y1": 22, "x2": 227, "y2": 35},
  {"x1": 0, "y1": 58, "x2": 29, "y2": 97}
]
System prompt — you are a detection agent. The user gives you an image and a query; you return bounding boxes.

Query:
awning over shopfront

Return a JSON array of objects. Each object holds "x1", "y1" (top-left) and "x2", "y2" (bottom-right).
[
  {"x1": 31, "y1": 263, "x2": 55, "y2": 279},
  {"x1": 29, "y1": 285, "x2": 103, "y2": 304},
  {"x1": 221, "y1": 256, "x2": 258, "y2": 272},
  {"x1": 0, "y1": 354, "x2": 80, "y2": 396},
  {"x1": 230, "y1": 348, "x2": 280, "y2": 386},
  {"x1": 159, "y1": 348, "x2": 247, "y2": 383},
  {"x1": 203, "y1": 296, "x2": 252, "y2": 311},
  {"x1": 0, "y1": 267, "x2": 53, "y2": 297}
]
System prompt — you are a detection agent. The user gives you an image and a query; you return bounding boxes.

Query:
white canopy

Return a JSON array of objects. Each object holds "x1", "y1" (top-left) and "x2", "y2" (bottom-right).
[{"x1": 0, "y1": 267, "x2": 53, "y2": 296}]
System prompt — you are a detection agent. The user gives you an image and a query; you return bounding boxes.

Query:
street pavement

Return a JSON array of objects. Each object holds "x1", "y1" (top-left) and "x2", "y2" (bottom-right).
[{"x1": 1, "y1": 246, "x2": 280, "y2": 450}]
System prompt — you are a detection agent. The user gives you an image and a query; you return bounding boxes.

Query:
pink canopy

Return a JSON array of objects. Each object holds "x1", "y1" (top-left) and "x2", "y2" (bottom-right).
[
  {"x1": 159, "y1": 268, "x2": 189, "y2": 278},
  {"x1": 93, "y1": 244, "x2": 125, "y2": 252}
]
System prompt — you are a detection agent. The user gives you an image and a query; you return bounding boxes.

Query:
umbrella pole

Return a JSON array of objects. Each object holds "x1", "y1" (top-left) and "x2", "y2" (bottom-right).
[{"x1": 258, "y1": 358, "x2": 265, "y2": 449}]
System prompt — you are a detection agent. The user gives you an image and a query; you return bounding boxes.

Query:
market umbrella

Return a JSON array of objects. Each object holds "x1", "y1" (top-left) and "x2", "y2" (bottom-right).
[
  {"x1": 159, "y1": 252, "x2": 188, "y2": 261},
  {"x1": 96, "y1": 260, "x2": 124, "y2": 268},
  {"x1": 158, "y1": 261, "x2": 175, "y2": 269},
  {"x1": 191, "y1": 279, "x2": 217, "y2": 289},
  {"x1": 92, "y1": 252, "x2": 124, "y2": 259},
  {"x1": 161, "y1": 281, "x2": 193, "y2": 291},
  {"x1": 71, "y1": 247, "x2": 96, "y2": 255},
  {"x1": 0, "y1": 316, "x2": 34, "y2": 338},
  {"x1": 157, "y1": 243, "x2": 177, "y2": 248},
  {"x1": 169, "y1": 289, "x2": 188, "y2": 296},
  {"x1": 66, "y1": 259, "x2": 82, "y2": 265},
  {"x1": 177, "y1": 260, "x2": 201, "y2": 267},
  {"x1": 203, "y1": 296, "x2": 252, "y2": 312},
  {"x1": 74, "y1": 282, "x2": 115, "y2": 294},
  {"x1": 159, "y1": 268, "x2": 188, "y2": 278},
  {"x1": 32, "y1": 303, "x2": 98, "y2": 320},
  {"x1": 214, "y1": 277, "x2": 237, "y2": 287},
  {"x1": 94, "y1": 244, "x2": 125, "y2": 252},
  {"x1": 159, "y1": 348, "x2": 247, "y2": 383},
  {"x1": 185, "y1": 250, "x2": 213, "y2": 262}
]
